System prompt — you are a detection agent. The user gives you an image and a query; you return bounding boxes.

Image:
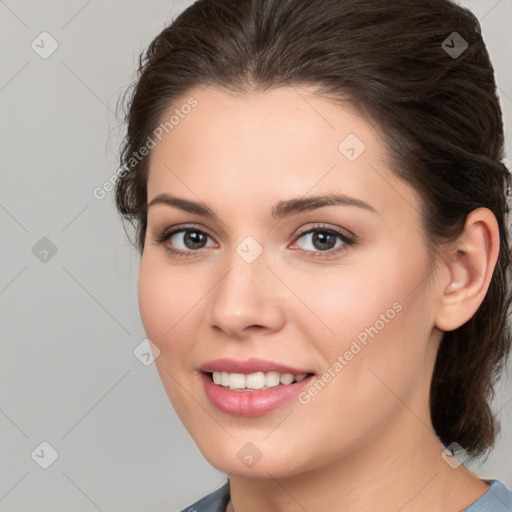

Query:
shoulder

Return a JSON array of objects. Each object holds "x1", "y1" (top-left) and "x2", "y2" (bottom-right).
[
  {"x1": 174, "y1": 478, "x2": 512, "y2": 512},
  {"x1": 463, "y1": 479, "x2": 512, "y2": 511},
  {"x1": 177, "y1": 480, "x2": 230, "y2": 512}
]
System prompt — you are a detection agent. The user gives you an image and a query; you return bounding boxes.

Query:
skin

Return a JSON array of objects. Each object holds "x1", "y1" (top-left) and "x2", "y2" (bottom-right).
[{"x1": 138, "y1": 86, "x2": 499, "y2": 512}]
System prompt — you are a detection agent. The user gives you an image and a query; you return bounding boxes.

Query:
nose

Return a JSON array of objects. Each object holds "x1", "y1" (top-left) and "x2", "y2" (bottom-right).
[{"x1": 206, "y1": 249, "x2": 286, "y2": 339}]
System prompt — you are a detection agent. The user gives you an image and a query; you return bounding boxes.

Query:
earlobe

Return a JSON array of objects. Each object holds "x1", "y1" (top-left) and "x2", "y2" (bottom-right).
[{"x1": 434, "y1": 207, "x2": 500, "y2": 332}]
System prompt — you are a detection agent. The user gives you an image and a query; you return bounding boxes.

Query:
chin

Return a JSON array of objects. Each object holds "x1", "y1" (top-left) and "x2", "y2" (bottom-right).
[{"x1": 190, "y1": 432, "x2": 314, "y2": 480}]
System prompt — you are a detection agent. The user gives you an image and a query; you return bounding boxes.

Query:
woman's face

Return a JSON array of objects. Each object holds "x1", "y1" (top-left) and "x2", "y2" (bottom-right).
[{"x1": 138, "y1": 86, "x2": 445, "y2": 477}]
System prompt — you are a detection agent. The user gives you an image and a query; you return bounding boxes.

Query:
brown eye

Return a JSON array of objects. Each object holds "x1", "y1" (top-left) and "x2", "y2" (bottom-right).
[
  {"x1": 310, "y1": 231, "x2": 338, "y2": 251},
  {"x1": 294, "y1": 227, "x2": 352, "y2": 253},
  {"x1": 155, "y1": 227, "x2": 216, "y2": 257},
  {"x1": 179, "y1": 230, "x2": 208, "y2": 249}
]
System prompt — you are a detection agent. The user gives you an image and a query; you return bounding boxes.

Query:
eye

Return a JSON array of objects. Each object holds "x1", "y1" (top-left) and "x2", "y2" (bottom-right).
[
  {"x1": 291, "y1": 225, "x2": 355, "y2": 257},
  {"x1": 153, "y1": 226, "x2": 216, "y2": 257},
  {"x1": 153, "y1": 223, "x2": 356, "y2": 259}
]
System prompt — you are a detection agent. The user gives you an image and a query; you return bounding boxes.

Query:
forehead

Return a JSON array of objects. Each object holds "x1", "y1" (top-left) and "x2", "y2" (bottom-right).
[{"x1": 146, "y1": 86, "x2": 421, "y2": 226}]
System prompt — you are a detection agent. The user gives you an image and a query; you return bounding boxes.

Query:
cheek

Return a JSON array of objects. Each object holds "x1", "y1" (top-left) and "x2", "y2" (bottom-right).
[
  {"x1": 137, "y1": 256, "x2": 198, "y2": 352},
  {"x1": 290, "y1": 261, "x2": 404, "y2": 346},
  {"x1": 137, "y1": 257, "x2": 204, "y2": 415},
  {"x1": 138, "y1": 258, "x2": 168, "y2": 342},
  {"x1": 298, "y1": 247, "x2": 432, "y2": 383}
]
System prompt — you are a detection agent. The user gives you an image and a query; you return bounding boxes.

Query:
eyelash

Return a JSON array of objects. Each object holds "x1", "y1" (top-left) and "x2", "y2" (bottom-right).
[{"x1": 152, "y1": 224, "x2": 357, "y2": 259}]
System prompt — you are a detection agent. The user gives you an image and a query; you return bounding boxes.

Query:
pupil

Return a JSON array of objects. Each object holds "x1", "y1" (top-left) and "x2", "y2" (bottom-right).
[
  {"x1": 313, "y1": 231, "x2": 336, "y2": 251},
  {"x1": 185, "y1": 231, "x2": 206, "y2": 249}
]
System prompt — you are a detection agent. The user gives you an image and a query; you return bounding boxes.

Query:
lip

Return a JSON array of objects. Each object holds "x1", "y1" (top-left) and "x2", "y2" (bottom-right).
[
  {"x1": 199, "y1": 357, "x2": 313, "y2": 375},
  {"x1": 200, "y1": 373, "x2": 316, "y2": 416},
  {"x1": 199, "y1": 358, "x2": 316, "y2": 417}
]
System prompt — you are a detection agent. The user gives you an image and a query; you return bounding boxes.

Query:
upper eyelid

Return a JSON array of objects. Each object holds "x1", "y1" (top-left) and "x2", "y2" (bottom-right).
[
  {"x1": 160, "y1": 223, "x2": 349, "y2": 237},
  {"x1": 162, "y1": 224, "x2": 217, "y2": 241}
]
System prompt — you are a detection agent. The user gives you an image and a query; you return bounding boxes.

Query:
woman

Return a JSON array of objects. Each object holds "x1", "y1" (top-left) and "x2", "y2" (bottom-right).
[{"x1": 115, "y1": 0, "x2": 512, "y2": 510}]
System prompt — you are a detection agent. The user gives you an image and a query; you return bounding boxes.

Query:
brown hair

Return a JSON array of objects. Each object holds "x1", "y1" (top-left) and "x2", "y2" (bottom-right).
[{"x1": 115, "y1": 0, "x2": 512, "y2": 459}]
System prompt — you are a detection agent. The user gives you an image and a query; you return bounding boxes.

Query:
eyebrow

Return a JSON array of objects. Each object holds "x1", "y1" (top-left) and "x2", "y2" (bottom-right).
[{"x1": 147, "y1": 192, "x2": 377, "y2": 218}]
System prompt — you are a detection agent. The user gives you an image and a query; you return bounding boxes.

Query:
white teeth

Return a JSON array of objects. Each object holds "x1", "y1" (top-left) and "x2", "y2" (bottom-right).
[
  {"x1": 265, "y1": 371, "x2": 281, "y2": 388},
  {"x1": 279, "y1": 373, "x2": 294, "y2": 385},
  {"x1": 220, "y1": 372, "x2": 230, "y2": 386},
  {"x1": 210, "y1": 370, "x2": 310, "y2": 390},
  {"x1": 229, "y1": 373, "x2": 246, "y2": 389},
  {"x1": 246, "y1": 372, "x2": 266, "y2": 389}
]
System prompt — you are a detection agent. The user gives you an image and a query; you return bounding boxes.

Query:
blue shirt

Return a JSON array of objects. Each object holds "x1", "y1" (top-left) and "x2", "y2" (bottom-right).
[{"x1": 179, "y1": 479, "x2": 512, "y2": 512}]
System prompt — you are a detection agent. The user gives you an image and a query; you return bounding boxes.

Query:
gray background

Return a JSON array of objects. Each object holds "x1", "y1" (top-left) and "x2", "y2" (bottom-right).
[{"x1": 0, "y1": 1, "x2": 511, "y2": 511}]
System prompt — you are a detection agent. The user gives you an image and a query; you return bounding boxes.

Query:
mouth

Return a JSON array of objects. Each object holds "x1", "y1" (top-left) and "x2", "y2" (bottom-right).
[
  {"x1": 204, "y1": 370, "x2": 314, "y2": 391},
  {"x1": 199, "y1": 361, "x2": 317, "y2": 416}
]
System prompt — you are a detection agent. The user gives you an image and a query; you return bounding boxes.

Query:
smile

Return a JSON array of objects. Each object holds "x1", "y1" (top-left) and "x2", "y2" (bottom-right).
[
  {"x1": 210, "y1": 370, "x2": 309, "y2": 390},
  {"x1": 200, "y1": 368, "x2": 316, "y2": 416}
]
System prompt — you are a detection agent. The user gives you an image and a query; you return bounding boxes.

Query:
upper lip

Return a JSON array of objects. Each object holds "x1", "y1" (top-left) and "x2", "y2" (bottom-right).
[{"x1": 199, "y1": 358, "x2": 314, "y2": 375}]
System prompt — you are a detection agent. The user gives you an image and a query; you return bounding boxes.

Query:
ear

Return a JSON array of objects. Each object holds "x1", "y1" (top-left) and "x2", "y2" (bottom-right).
[{"x1": 434, "y1": 207, "x2": 500, "y2": 332}]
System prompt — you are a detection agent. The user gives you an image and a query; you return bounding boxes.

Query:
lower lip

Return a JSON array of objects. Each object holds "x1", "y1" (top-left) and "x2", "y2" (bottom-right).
[{"x1": 200, "y1": 372, "x2": 315, "y2": 416}]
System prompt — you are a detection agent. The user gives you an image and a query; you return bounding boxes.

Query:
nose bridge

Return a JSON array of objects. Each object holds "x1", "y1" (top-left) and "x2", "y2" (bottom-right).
[{"x1": 207, "y1": 240, "x2": 284, "y2": 337}]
